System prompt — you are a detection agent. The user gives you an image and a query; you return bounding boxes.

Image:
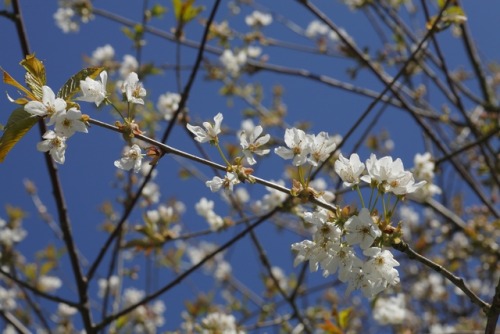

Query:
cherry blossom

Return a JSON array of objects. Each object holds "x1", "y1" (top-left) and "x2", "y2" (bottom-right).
[
  {"x1": 239, "y1": 125, "x2": 270, "y2": 165},
  {"x1": 187, "y1": 113, "x2": 223, "y2": 143},
  {"x1": 362, "y1": 154, "x2": 426, "y2": 195},
  {"x1": 77, "y1": 71, "x2": 108, "y2": 106},
  {"x1": 114, "y1": 144, "x2": 143, "y2": 173},
  {"x1": 205, "y1": 172, "x2": 239, "y2": 194},
  {"x1": 36, "y1": 130, "x2": 67, "y2": 164},
  {"x1": 54, "y1": 107, "x2": 88, "y2": 137},
  {"x1": 24, "y1": 86, "x2": 67, "y2": 124},
  {"x1": 245, "y1": 10, "x2": 273, "y2": 27},
  {"x1": 121, "y1": 72, "x2": 146, "y2": 105},
  {"x1": 344, "y1": 208, "x2": 381, "y2": 250},
  {"x1": 157, "y1": 92, "x2": 181, "y2": 121},
  {"x1": 307, "y1": 131, "x2": 337, "y2": 166},
  {"x1": 334, "y1": 152, "x2": 365, "y2": 187},
  {"x1": 274, "y1": 128, "x2": 310, "y2": 166}
]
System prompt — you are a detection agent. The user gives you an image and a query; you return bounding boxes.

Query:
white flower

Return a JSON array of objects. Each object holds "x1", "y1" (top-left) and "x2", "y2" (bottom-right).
[
  {"x1": 291, "y1": 239, "x2": 332, "y2": 273},
  {"x1": 121, "y1": 72, "x2": 146, "y2": 105},
  {"x1": 323, "y1": 243, "x2": 362, "y2": 281},
  {"x1": 119, "y1": 55, "x2": 138, "y2": 78},
  {"x1": 157, "y1": 92, "x2": 181, "y2": 120},
  {"x1": 36, "y1": 130, "x2": 67, "y2": 164},
  {"x1": 200, "y1": 312, "x2": 243, "y2": 333},
  {"x1": 0, "y1": 218, "x2": 27, "y2": 247},
  {"x1": 54, "y1": 107, "x2": 88, "y2": 137},
  {"x1": 344, "y1": 208, "x2": 381, "y2": 250},
  {"x1": 77, "y1": 71, "x2": 108, "y2": 106},
  {"x1": 206, "y1": 172, "x2": 239, "y2": 194},
  {"x1": 214, "y1": 261, "x2": 232, "y2": 281},
  {"x1": 98, "y1": 275, "x2": 120, "y2": 298},
  {"x1": 114, "y1": 144, "x2": 143, "y2": 173},
  {"x1": 305, "y1": 20, "x2": 338, "y2": 41},
  {"x1": 373, "y1": 294, "x2": 406, "y2": 325},
  {"x1": 220, "y1": 49, "x2": 247, "y2": 77},
  {"x1": 141, "y1": 182, "x2": 160, "y2": 205},
  {"x1": 57, "y1": 303, "x2": 78, "y2": 319},
  {"x1": 54, "y1": 7, "x2": 79, "y2": 33},
  {"x1": 245, "y1": 10, "x2": 272, "y2": 27},
  {"x1": 334, "y1": 153, "x2": 365, "y2": 187},
  {"x1": 0, "y1": 287, "x2": 17, "y2": 311},
  {"x1": 361, "y1": 154, "x2": 425, "y2": 195},
  {"x1": 24, "y1": 86, "x2": 67, "y2": 124},
  {"x1": 187, "y1": 113, "x2": 223, "y2": 143},
  {"x1": 275, "y1": 128, "x2": 311, "y2": 166},
  {"x1": 239, "y1": 125, "x2": 270, "y2": 165},
  {"x1": 363, "y1": 247, "x2": 400, "y2": 287},
  {"x1": 307, "y1": 131, "x2": 337, "y2": 166},
  {"x1": 246, "y1": 45, "x2": 262, "y2": 58},
  {"x1": 344, "y1": 266, "x2": 380, "y2": 298},
  {"x1": 195, "y1": 198, "x2": 224, "y2": 231},
  {"x1": 90, "y1": 44, "x2": 115, "y2": 65},
  {"x1": 38, "y1": 275, "x2": 62, "y2": 292},
  {"x1": 195, "y1": 197, "x2": 215, "y2": 216},
  {"x1": 253, "y1": 180, "x2": 287, "y2": 212}
]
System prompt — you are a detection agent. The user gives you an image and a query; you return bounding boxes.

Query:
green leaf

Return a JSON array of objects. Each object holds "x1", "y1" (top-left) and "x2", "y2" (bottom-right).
[
  {"x1": 151, "y1": 3, "x2": 167, "y2": 17},
  {"x1": 20, "y1": 54, "x2": 46, "y2": 100},
  {"x1": 173, "y1": 0, "x2": 204, "y2": 23},
  {"x1": 337, "y1": 307, "x2": 352, "y2": 329},
  {"x1": 57, "y1": 67, "x2": 103, "y2": 101},
  {"x1": 0, "y1": 108, "x2": 39, "y2": 162}
]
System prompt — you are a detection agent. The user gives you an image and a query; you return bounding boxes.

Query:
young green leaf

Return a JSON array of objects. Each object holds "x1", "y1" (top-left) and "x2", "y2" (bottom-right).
[
  {"x1": 20, "y1": 54, "x2": 46, "y2": 100},
  {"x1": 57, "y1": 67, "x2": 103, "y2": 101},
  {"x1": 0, "y1": 108, "x2": 39, "y2": 162}
]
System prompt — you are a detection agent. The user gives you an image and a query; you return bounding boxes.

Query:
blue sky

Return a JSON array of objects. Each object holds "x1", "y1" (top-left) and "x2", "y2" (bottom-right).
[{"x1": 1, "y1": 0, "x2": 499, "y2": 331}]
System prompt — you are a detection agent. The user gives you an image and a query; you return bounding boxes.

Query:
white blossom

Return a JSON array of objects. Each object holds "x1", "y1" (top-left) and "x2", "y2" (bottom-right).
[
  {"x1": 187, "y1": 113, "x2": 223, "y2": 143},
  {"x1": 239, "y1": 125, "x2": 270, "y2": 165},
  {"x1": 245, "y1": 10, "x2": 272, "y2": 27},
  {"x1": 275, "y1": 128, "x2": 311, "y2": 166},
  {"x1": 38, "y1": 275, "x2": 62, "y2": 292},
  {"x1": 220, "y1": 49, "x2": 247, "y2": 77},
  {"x1": 157, "y1": 92, "x2": 181, "y2": 121},
  {"x1": 200, "y1": 312, "x2": 244, "y2": 333},
  {"x1": 77, "y1": 71, "x2": 108, "y2": 106},
  {"x1": 121, "y1": 72, "x2": 146, "y2": 105},
  {"x1": 36, "y1": 130, "x2": 67, "y2": 164},
  {"x1": 0, "y1": 218, "x2": 27, "y2": 247},
  {"x1": 0, "y1": 287, "x2": 17, "y2": 311},
  {"x1": 307, "y1": 131, "x2": 337, "y2": 166},
  {"x1": 25, "y1": 86, "x2": 67, "y2": 124},
  {"x1": 54, "y1": 107, "x2": 88, "y2": 137},
  {"x1": 305, "y1": 20, "x2": 338, "y2": 41},
  {"x1": 334, "y1": 153, "x2": 365, "y2": 187},
  {"x1": 119, "y1": 55, "x2": 138, "y2": 78},
  {"x1": 373, "y1": 294, "x2": 406, "y2": 325},
  {"x1": 90, "y1": 44, "x2": 115, "y2": 65},
  {"x1": 206, "y1": 172, "x2": 239, "y2": 194},
  {"x1": 114, "y1": 144, "x2": 143, "y2": 173},
  {"x1": 363, "y1": 247, "x2": 400, "y2": 287},
  {"x1": 54, "y1": 7, "x2": 79, "y2": 33},
  {"x1": 344, "y1": 208, "x2": 381, "y2": 250},
  {"x1": 253, "y1": 180, "x2": 287, "y2": 212},
  {"x1": 362, "y1": 154, "x2": 426, "y2": 195},
  {"x1": 98, "y1": 275, "x2": 120, "y2": 298}
]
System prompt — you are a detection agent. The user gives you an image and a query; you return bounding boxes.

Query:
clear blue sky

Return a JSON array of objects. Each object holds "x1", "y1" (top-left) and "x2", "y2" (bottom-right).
[{"x1": 1, "y1": 0, "x2": 499, "y2": 331}]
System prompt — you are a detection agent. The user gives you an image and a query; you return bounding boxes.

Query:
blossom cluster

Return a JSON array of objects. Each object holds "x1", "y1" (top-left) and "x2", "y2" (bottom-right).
[
  {"x1": 292, "y1": 207, "x2": 400, "y2": 298},
  {"x1": 195, "y1": 197, "x2": 225, "y2": 231},
  {"x1": 335, "y1": 152, "x2": 426, "y2": 195},
  {"x1": 23, "y1": 86, "x2": 88, "y2": 164}
]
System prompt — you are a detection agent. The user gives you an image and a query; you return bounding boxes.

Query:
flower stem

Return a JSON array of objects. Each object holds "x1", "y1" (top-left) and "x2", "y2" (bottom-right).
[{"x1": 355, "y1": 185, "x2": 365, "y2": 208}]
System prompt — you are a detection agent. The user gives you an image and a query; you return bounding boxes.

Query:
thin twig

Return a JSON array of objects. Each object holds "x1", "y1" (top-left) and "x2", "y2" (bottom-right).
[{"x1": 392, "y1": 240, "x2": 490, "y2": 313}]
